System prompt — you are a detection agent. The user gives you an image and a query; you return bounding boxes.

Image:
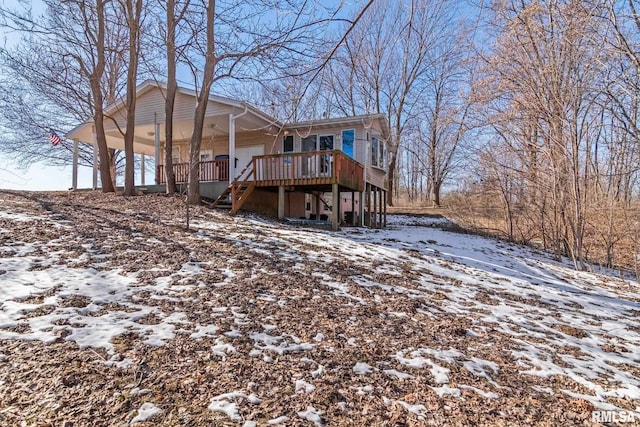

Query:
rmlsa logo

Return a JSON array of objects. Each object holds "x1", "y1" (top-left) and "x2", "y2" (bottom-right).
[{"x1": 592, "y1": 410, "x2": 639, "y2": 424}]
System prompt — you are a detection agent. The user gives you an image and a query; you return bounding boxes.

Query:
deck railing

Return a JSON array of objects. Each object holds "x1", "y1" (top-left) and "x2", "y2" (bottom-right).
[
  {"x1": 157, "y1": 151, "x2": 364, "y2": 191},
  {"x1": 157, "y1": 159, "x2": 229, "y2": 184},
  {"x1": 253, "y1": 150, "x2": 364, "y2": 191}
]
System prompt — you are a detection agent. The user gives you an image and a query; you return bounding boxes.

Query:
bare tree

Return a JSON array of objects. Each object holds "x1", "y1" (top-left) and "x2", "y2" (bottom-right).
[
  {"x1": 119, "y1": 0, "x2": 144, "y2": 196},
  {"x1": 321, "y1": 0, "x2": 458, "y2": 205},
  {"x1": 161, "y1": 0, "x2": 191, "y2": 194},
  {"x1": 0, "y1": 0, "x2": 130, "y2": 192}
]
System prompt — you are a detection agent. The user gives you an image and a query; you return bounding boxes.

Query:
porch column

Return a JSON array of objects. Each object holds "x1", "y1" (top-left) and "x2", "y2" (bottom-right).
[
  {"x1": 154, "y1": 121, "x2": 160, "y2": 184},
  {"x1": 332, "y1": 183, "x2": 339, "y2": 231},
  {"x1": 72, "y1": 139, "x2": 79, "y2": 190},
  {"x1": 278, "y1": 186, "x2": 285, "y2": 220},
  {"x1": 140, "y1": 154, "x2": 145, "y2": 186},
  {"x1": 315, "y1": 194, "x2": 320, "y2": 220},
  {"x1": 92, "y1": 127, "x2": 98, "y2": 190},
  {"x1": 228, "y1": 113, "x2": 236, "y2": 184}
]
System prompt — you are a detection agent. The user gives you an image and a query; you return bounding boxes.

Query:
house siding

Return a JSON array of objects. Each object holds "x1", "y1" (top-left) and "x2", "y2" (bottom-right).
[{"x1": 104, "y1": 87, "x2": 244, "y2": 134}]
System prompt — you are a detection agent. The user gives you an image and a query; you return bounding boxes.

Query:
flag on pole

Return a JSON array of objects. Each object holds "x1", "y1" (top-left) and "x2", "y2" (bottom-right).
[{"x1": 49, "y1": 130, "x2": 62, "y2": 146}]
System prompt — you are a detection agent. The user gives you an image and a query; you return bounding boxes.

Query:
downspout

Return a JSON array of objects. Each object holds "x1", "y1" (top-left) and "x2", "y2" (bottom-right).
[
  {"x1": 154, "y1": 112, "x2": 160, "y2": 185},
  {"x1": 228, "y1": 106, "x2": 249, "y2": 183}
]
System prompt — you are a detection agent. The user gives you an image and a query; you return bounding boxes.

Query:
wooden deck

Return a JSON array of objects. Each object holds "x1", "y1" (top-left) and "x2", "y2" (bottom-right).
[
  {"x1": 157, "y1": 151, "x2": 364, "y2": 192},
  {"x1": 253, "y1": 150, "x2": 364, "y2": 192}
]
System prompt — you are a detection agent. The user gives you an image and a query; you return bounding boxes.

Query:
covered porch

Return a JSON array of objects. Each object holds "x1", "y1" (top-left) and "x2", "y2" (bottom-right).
[{"x1": 65, "y1": 80, "x2": 279, "y2": 191}]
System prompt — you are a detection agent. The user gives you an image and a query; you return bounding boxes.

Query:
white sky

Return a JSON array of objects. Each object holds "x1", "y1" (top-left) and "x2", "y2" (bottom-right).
[{"x1": 0, "y1": 157, "x2": 94, "y2": 191}]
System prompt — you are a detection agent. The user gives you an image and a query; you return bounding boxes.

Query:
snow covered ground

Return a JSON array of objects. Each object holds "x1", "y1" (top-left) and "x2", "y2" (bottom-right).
[{"x1": 0, "y1": 192, "x2": 639, "y2": 425}]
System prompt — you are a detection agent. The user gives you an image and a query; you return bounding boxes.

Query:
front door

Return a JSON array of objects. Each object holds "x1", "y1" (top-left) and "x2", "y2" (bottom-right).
[{"x1": 236, "y1": 145, "x2": 265, "y2": 180}]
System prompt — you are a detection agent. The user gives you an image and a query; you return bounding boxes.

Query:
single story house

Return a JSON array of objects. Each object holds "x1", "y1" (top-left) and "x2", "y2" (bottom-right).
[{"x1": 67, "y1": 80, "x2": 389, "y2": 229}]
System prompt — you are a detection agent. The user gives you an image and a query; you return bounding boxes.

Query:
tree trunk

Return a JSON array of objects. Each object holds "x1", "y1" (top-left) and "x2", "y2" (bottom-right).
[
  {"x1": 122, "y1": 0, "x2": 143, "y2": 196},
  {"x1": 387, "y1": 150, "x2": 398, "y2": 207},
  {"x1": 433, "y1": 181, "x2": 441, "y2": 207},
  {"x1": 164, "y1": 0, "x2": 177, "y2": 194},
  {"x1": 187, "y1": 0, "x2": 216, "y2": 205},
  {"x1": 90, "y1": 0, "x2": 114, "y2": 193},
  {"x1": 93, "y1": 109, "x2": 115, "y2": 193}
]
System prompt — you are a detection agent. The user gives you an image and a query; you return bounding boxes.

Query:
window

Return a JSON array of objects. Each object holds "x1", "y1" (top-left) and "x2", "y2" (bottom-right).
[
  {"x1": 342, "y1": 129, "x2": 355, "y2": 158},
  {"x1": 319, "y1": 135, "x2": 334, "y2": 151},
  {"x1": 319, "y1": 135, "x2": 334, "y2": 174},
  {"x1": 283, "y1": 135, "x2": 294, "y2": 153},
  {"x1": 301, "y1": 135, "x2": 317, "y2": 152},
  {"x1": 371, "y1": 137, "x2": 379, "y2": 167},
  {"x1": 370, "y1": 137, "x2": 385, "y2": 169},
  {"x1": 200, "y1": 149, "x2": 213, "y2": 161}
]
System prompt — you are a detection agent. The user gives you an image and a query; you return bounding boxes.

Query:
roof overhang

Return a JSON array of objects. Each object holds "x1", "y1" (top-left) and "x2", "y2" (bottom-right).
[{"x1": 284, "y1": 113, "x2": 391, "y2": 141}]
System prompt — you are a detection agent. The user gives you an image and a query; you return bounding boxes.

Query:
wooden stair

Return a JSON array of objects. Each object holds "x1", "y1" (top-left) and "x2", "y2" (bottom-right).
[{"x1": 211, "y1": 159, "x2": 256, "y2": 215}]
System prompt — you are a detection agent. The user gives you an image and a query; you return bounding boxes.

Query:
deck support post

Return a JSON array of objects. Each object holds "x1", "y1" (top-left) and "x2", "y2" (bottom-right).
[
  {"x1": 92, "y1": 127, "x2": 98, "y2": 189},
  {"x1": 372, "y1": 186, "x2": 378, "y2": 229},
  {"x1": 332, "y1": 183, "x2": 339, "y2": 231},
  {"x1": 72, "y1": 139, "x2": 79, "y2": 190},
  {"x1": 140, "y1": 154, "x2": 145, "y2": 186},
  {"x1": 278, "y1": 186, "x2": 285, "y2": 220},
  {"x1": 378, "y1": 187, "x2": 383, "y2": 227},
  {"x1": 315, "y1": 193, "x2": 320, "y2": 220},
  {"x1": 383, "y1": 190, "x2": 387, "y2": 228},
  {"x1": 154, "y1": 120, "x2": 160, "y2": 185},
  {"x1": 358, "y1": 191, "x2": 364, "y2": 227},
  {"x1": 351, "y1": 191, "x2": 355, "y2": 226},
  {"x1": 366, "y1": 183, "x2": 371, "y2": 227}
]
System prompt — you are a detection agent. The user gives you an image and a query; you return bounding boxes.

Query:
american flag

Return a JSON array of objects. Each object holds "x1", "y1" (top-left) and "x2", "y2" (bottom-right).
[{"x1": 49, "y1": 130, "x2": 62, "y2": 146}]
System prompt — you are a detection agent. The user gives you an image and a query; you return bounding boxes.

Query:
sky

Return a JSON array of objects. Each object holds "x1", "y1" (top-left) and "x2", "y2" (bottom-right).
[{"x1": 0, "y1": 159, "x2": 95, "y2": 191}]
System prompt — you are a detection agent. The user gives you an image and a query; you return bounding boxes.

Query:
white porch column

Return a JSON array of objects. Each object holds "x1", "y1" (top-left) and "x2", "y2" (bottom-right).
[
  {"x1": 92, "y1": 127, "x2": 98, "y2": 190},
  {"x1": 154, "y1": 121, "x2": 160, "y2": 185},
  {"x1": 140, "y1": 154, "x2": 146, "y2": 186},
  {"x1": 72, "y1": 139, "x2": 79, "y2": 190},
  {"x1": 228, "y1": 113, "x2": 236, "y2": 184}
]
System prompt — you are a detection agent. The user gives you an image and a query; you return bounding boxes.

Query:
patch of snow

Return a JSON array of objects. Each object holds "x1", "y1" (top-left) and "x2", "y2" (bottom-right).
[
  {"x1": 190, "y1": 324, "x2": 221, "y2": 339},
  {"x1": 298, "y1": 406, "x2": 323, "y2": 426},
  {"x1": 311, "y1": 364, "x2": 324, "y2": 378},
  {"x1": 208, "y1": 391, "x2": 260, "y2": 421},
  {"x1": 383, "y1": 369, "x2": 415, "y2": 380},
  {"x1": 397, "y1": 400, "x2": 427, "y2": 419},
  {"x1": 267, "y1": 415, "x2": 289, "y2": 425},
  {"x1": 130, "y1": 402, "x2": 161, "y2": 424},
  {"x1": 129, "y1": 387, "x2": 151, "y2": 396},
  {"x1": 459, "y1": 385, "x2": 499, "y2": 399},
  {"x1": 353, "y1": 362, "x2": 374, "y2": 375},
  {"x1": 295, "y1": 379, "x2": 316, "y2": 394},
  {"x1": 431, "y1": 385, "x2": 461, "y2": 397},
  {"x1": 211, "y1": 338, "x2": 236, "y2": 360},
  {"x1": 351, "y1": 385, "x2": 373, "y2": 396}
]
